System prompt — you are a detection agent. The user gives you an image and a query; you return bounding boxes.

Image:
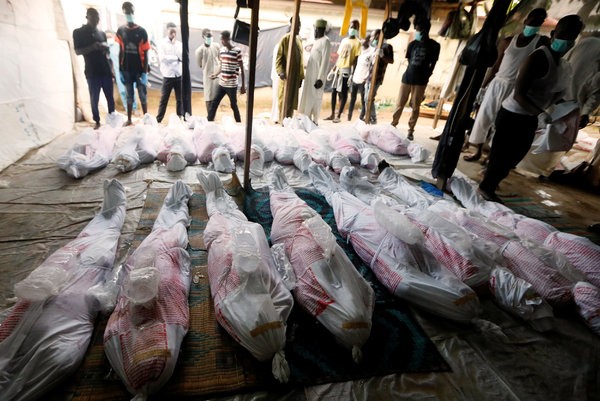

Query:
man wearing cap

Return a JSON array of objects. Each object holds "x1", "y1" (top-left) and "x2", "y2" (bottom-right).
[
  {"x1": 299, "y1": 19, "x2": 331, "y2": 125},
  {"x1": 195, "y1": 28, "x2": 221, "y2": 114},
  {"x1": 156, "y1": 22, "x2": 183, "y2": 123},
  {"x1": 276, "y1": 18, "x2": 304, "y2": 123}
]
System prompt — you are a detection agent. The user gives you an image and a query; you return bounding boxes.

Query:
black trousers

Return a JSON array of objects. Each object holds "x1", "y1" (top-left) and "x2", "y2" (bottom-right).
[
  {"x1": 348, "y1": 81, "x2": 366, "y2": 120},
  {"x1": 156, "y1": 76, "x2": 182, "y2": 122},
  {"x1": 207, "y1": 85, "x2": 241, "y2": 122},
  {"x1": 479, "y1": 107, "x2": 538, "y2": 193}
]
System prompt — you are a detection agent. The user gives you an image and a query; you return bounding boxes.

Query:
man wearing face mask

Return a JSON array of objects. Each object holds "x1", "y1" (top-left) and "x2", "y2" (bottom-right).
[
  {"x1": 156, "y1": 22, "x2": 183, "y2": 123},
  {"x1": 391, "y1": 20, "x2": 439, "y2": 140},
  {"x1": 324, "y1": 19, "x2": 361, "y2": 123},
  {"x1": 463, "y1": 8, "x2": 549, "y2": 162},
  {"x1": 365, "y1": 29, "x2": 394, "y2": 124},
  {"x1": 195, "y1": 29, "x2": 221, "y2": 115},
  {"x1": 299, "y1": 19, "x2": 331, "y2": 125},
  {"x1": 115, "y1": 1, "x2": 150, "y2": 126},
  {"x1": 73, "y1": 8, "x2": 115, "y2": 129},
  {"x1": 478, "y1": 14, "x2": 584, "y2": 203},
  {"x1": 107, "y1": 30, "x2": 138, "y2": 114}
]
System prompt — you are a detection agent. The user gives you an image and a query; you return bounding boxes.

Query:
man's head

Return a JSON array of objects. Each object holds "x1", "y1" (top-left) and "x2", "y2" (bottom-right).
[
  {"x1": 221, "y1": 30, "x2": 231, "y2": 47},
  {"x1": 122, "y1": 2, "x2": 134, "y2": 15},
  {"x1": 371, "y1": 29, "x2": 381, "y2": 47},
  {"x1": 289, "y1": 17, "x2": 301, "y2": 35},
  {"x1": 349, "y1": 19, "x2": 359, "y2": 38},
  {"x1": 202, "y1": 28, "x2": 212, "y2": 46},
  {"x1": 551, "y1": 14, "x2": 584, "y2": 54},
  {"x1": 314, "y1": 19, "x2": 327, "y2": 38},
  {"x1": 414, "y1": 20, "x2": 430, "y2": 41},
  {"x1": 86, "y1": 8, "x2": 100, "y2": 28},
  {"x1": 524, "y1": 7, "x2": 547, "y2": 27},
  {"x1": 166, "y1": 22, "x2": 177, "y2": 41}
]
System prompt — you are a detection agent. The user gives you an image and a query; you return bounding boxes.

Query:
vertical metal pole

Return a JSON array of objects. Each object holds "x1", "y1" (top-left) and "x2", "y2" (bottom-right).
[
  {"x1": 243, "y1": 0, "x2": 260, "y2": 190},
  {"x1": 179, "y1": 0, "x2": 192, "y2": 116}
]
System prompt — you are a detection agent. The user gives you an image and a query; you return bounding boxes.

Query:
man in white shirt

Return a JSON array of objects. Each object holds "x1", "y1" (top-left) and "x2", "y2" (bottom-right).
[
  {"x1": 347, "y1": 37, "x2": 373, "y2": 121},
  {"x1": 156, "y1": 22, "x2": 183, "y2": 123},
  {"x1": 195, "y1": 28, "x2": 221, "y2": 115}
]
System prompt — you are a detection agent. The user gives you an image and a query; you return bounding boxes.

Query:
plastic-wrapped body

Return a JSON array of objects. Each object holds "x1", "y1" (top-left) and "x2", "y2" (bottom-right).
[
  {"x1": 156, "y1": 128, "x2": 197, "y2": 171},
  {"x1": 573, "y1": 282, "x2": 600, "y2": 336},
  {"x1": 357, "y1": 123, "x2": 409, "y2": 155},
  {"x1": 104, "y1": 181, "x2": 192, "y2": 401},
  {"x1": 57, "y1": 126, "x2": 120, "y2": 178},
  {"x1": 0, "y1": 179, "x2": 127, "y2": 401},
  {"x1": 269, "y1": 167, "x2": 374, "y2": 362},
  {"x1": 192, "y1": 121, "x2": 232, "y2": 164},
  {"x1": 327, "y1": 129, "x2": 361, "y2": 164},
  {"x1": 308, "y1": 163, "x2": 480, "y2": 323},
  {"x1": 328, "y1": 151, "x2": 352, "y2": 174},
  {"x1": 198, "y1": 172, "x2": 294, "y2": 383},
  {"x1": 112, "y1": 125, "x2": 162, "y2": 172},
  {"x1": 544, "y1": 232, "x2": 600, "y2": 288}
]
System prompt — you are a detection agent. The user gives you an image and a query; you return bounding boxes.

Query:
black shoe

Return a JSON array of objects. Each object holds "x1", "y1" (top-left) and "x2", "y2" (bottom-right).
[
  {"x1": 323, "y1": 115, "x2": 334, "y2": 121},
  {"x1": 407, "y1": 132, "x2": 414, "y2": 141},
  {"x1": 429, "y1": 134, "x2": 441, "y2": 141},
  {"x1": 477, "y1": 187, "x2": 503, "y2": 204},
  {"x1": 94, "y1": 122, "x2": 101, "y2": 130}
]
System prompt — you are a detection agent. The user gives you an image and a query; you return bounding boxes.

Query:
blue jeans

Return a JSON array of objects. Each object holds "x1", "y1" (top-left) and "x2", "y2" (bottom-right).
[
  {"x1": 120, "y1": 71, "x2": 147, "y2": 105},
  {"x1": 87, "y1": 76, "x2": 115, "y2": 123},
  {"x1": 115, "y1": 69, "x2": 137, "y2": 111}
]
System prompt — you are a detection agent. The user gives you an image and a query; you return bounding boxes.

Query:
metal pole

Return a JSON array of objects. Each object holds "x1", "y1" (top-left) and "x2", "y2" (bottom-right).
[
  {"x1": 281, "y1": 0, "x2": 301, "y2": 122},
  {"x1": 179, "y1": 0, "x2": 192, "y2": 116},
  {"x1": 243, "y1": 0, "x2": 260, "y2": 190}
]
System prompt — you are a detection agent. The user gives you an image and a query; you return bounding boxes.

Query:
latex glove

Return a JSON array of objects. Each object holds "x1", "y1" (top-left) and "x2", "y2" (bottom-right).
[
  {"x1": 314, "y1": 79, "x2": 323, "y2": 89},
  {"x1": 139, "y1": 72, "x2": 148, "y2": 86},
  {"x1": 538, "y1": 111, "x2": 552, "y2": 124}
]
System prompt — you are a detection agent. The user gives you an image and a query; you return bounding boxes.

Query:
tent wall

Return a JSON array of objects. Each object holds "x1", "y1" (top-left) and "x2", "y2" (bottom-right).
[{"x1": 0, "y1": 0, "x2": 75, "y2": 173}]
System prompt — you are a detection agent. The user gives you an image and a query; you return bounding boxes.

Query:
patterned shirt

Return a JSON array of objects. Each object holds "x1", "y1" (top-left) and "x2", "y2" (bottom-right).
[{"x1": 219, "y1": 46, "x2": 242, "y2": 88}]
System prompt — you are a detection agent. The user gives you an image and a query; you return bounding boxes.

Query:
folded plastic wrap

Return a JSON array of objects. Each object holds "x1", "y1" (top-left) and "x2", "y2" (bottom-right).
[
  {"x1": 157, "y1": 128, "x2": 197, "y2": 171},
  {"x1": 328, "y1": 151, "x2": 352, "y2": 174},
  {"x1": 327, "y1": 130, "x2": 361, "y2": 164},
  {"x1": 407, "y1": 142, "x2": 431, "y2": 163},
  {"x1": 271, "y1": 243, "x2": 297, "y2": 291},
  {"x1": 339, "y1": 166, "x2": 380, "y2": 206},
  {"x1": 378, "y1": 167, "x2": 434, "y2": 210},
  {"x1": 269, "y1": 167, "x2": 374, "y2": 361},
  {"x1": 271, "y1": 129, "x2": 300, "y2": 165},
  {"x1": 293, "y1": 148, "x2": 312, "y2": 173},
  {"x1": 357, "y1": 123, "x2": 409, "y2": 155},
  {"x1": 104, "y1": 180, "x2": 192, "y2": 401},
  {"x1": 489, "y1": 267, "x2": 554, "y2": 331},
  {"x1": 57, "y1": 126, "x2": 121, "y2": 178},
  {"x1": 0, "y1": 179, "x2": 126, "y2": 401},
  {"x1": 192, "y1": 121, "x2": 230, "y2": 164},
  {"x1": 106, "y1": 111, "x2": 128, "y2": 128},
  {"x1": 544, "y1": 232, "x2": 600, "y2": 288},
  {"x1": 308, "y1": 164, "x2": 480, "y2": 323},
  {"x1": 358, "y1": 145, "x2": 381, "y2": 173},
  {"x1": 224, "y1": 124, "x2": 275, "y2": 163},
  {"x1": 448, "y1": 176, "x2": 513, "y2": 218},
  {"x1": 282, "y1": 114, "x2": 317, "y2": 132},
  {"x1": 198, "y1": 172, "x2": 293, "y2": 383},
  {"x1": 112, "y1": 125, "x2": 162, "y2": 172},
  {"x1": 292, "y1": 129, "x2": 329, "y2": 166},
  {"x1": 211, "y1": 146, "x2": 235, "y2": 173},
  {"x1": 573, "y1": 282, "x2": 600, "y2": 336}
]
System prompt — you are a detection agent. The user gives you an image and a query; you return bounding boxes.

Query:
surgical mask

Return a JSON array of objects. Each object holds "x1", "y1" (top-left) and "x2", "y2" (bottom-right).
[
  {"x1": 414, "y1": 31, "x2": 423, "y2": 41},
  {"x1": 522, "y1": 25, "x2": 539, "y2": 37},
  {"x1": 348, "y1": 28, "x2": 358, "y2": 37},
  {"x1": 371, "y1": 39, "x2": 378, "y2": 47},
  {"x1": 551, "y1": 38, "x2": 574, "y2": 54},
  {"x1": 125, "y1": 14, "x2": 134, "y2": 23},
  {"x1": 204, "y1": 37, "x2": 212, "y2": 46}
]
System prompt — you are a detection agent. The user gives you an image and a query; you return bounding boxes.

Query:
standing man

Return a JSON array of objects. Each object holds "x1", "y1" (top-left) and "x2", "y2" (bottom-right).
[
  {"x1": 156, "y1": 22, "x2": 183, "y2": 123},
  {"x1": 276, "y1": 18, "x2": 304, "y2": 123},
  {"x1": 391, "y1": 20, "x2": 440, "y2": 140},
  {"x1": 116, "y1": 1, "x2": 150, "y2": 126},
  {"x1": 463, "y1": 8, "x2": 548, "y2": 162},
  {"x1": 207, "y1": 30, "x2": 246, "y2": 123},
  {"x1": 73, "y1": 8, "x2": 115, "y2": 130},
  {"x1": 365, "y1": 29, "x2": 394, "y2": 124},
  {"x1": 106, "y1": 30, "x2": 138, "y2": 114},
  {"x1": 195, "y1": 28, "x2": 221, "y2": 115},
  {"x1": 347, "y1": 37, "x2": 373, "y2": 121},
  {"x1": 299, "y1": 19, "x2": 331, "y2": 125},
  {"x1": 478, "y1": 15, "x2": 584, "y2": 203},
  {"x1": 325, "y1": 19, "x2": 361, "y2": 123}
]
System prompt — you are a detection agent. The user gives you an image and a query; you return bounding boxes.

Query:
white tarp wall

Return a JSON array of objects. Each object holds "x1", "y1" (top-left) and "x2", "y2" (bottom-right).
[{"x1": 0, "y1": 0, "x2": 75, "y2": 172}]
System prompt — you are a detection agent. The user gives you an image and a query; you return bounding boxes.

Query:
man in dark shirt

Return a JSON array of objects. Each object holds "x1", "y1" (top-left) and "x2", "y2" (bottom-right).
[
  {"x1": 365, "y1": 29, "x2": 394, "y2": 124},
  {"x1": 391, "y1": 20, "x2": 440, "y2": 140},
  {"x1": 73, "y1": 8, "x2": 115, "y2": 129},
  {"x1": 116, "y1": 1, "x2": 150, "y2": 126}
]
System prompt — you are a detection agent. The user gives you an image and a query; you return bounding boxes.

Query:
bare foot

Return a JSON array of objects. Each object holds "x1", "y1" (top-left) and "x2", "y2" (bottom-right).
[{"x1": 123, "y1": 120, "x2": 133, "y2": 127}]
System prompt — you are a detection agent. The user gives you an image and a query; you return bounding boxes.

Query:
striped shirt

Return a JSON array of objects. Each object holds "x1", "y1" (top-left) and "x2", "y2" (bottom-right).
[{"x1": 219, "y1": 46, "x2": 242, "y2": 88}]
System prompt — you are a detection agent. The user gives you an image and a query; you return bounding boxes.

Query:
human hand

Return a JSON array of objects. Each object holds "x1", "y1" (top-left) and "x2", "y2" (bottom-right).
[
  {"x1": 539, "y1": 111, "x2": 552, "y2": 124},
  {"x1": 278, "y1": 72, "x2": 286, "y2": 80},
  {"x1": 240, "y1": 86, "x2": 246, "y2": 95},
  {"x1": 314, "y1": 79, "x2": 323, "y2": 89},
  {"x1": 210, "y1": 73, "x2": 218, "y2": 79},
  {"x1": 140, "y1": 72, "x2": 148, "y2": 86}
]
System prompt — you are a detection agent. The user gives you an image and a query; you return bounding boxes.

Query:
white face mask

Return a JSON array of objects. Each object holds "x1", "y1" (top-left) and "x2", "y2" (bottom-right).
[
  {"x1": 125, "y1": 14, "x2": 134, "y2": 23},
  {"x1": 204, "y1": 37, "x2": 212, "y2": 46}
]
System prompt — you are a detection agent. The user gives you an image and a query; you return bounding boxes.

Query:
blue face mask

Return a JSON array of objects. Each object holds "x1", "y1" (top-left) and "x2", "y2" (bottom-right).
[
  {"x1": 204, "y1": 37, "x2": 212, "y2": 46},
  {"x1": 414, "y1": 31, "x2": 423, "y2": 41},
  {"x1": 349, "y1": 28, "x2": 358, "y2": 37},
  {"x1": 125, "y1": 14, "x2": 134, "y2": 23},
  {"x1": 371, "y1": 39, "x2": 378, "y2": 47},
  {"x1": 522, "y1": 25, "x2": 539, "y2": 37},
  {"x1": 551, "y1": 38, "x2": 574, "y2": 54}
]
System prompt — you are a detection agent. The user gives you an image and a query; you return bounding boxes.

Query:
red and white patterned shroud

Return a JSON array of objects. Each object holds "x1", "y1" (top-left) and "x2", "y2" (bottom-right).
[
  {"x1": 269, "y1": 177, "x2": 374, "y2": 356},
  {"x1": 104, "y1": 181, "x2": 192, "y2": 400},
  {"x1": 0, "y1": 179, "x2": 126, "y2": 401},
  {"x1": 544, "y1": 232, "x2": 600, "y2": 288},
  {"x1": 573, "y1": 282, "x2": 600, "y2": 336}
]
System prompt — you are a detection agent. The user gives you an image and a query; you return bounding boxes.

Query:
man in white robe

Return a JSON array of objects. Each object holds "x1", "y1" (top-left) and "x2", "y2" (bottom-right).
[
  {"x1": 299, "y1": 19, "x2": 331, "y2": 125},
  {"x1": 195, "y1": 28, "x2": 221, "y2": 114}
]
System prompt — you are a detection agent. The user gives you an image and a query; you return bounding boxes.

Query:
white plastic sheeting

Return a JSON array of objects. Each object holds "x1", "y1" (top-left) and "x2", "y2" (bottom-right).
[{"x1": 0, "y1": 0, "x2": 75, "y2": 173}]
